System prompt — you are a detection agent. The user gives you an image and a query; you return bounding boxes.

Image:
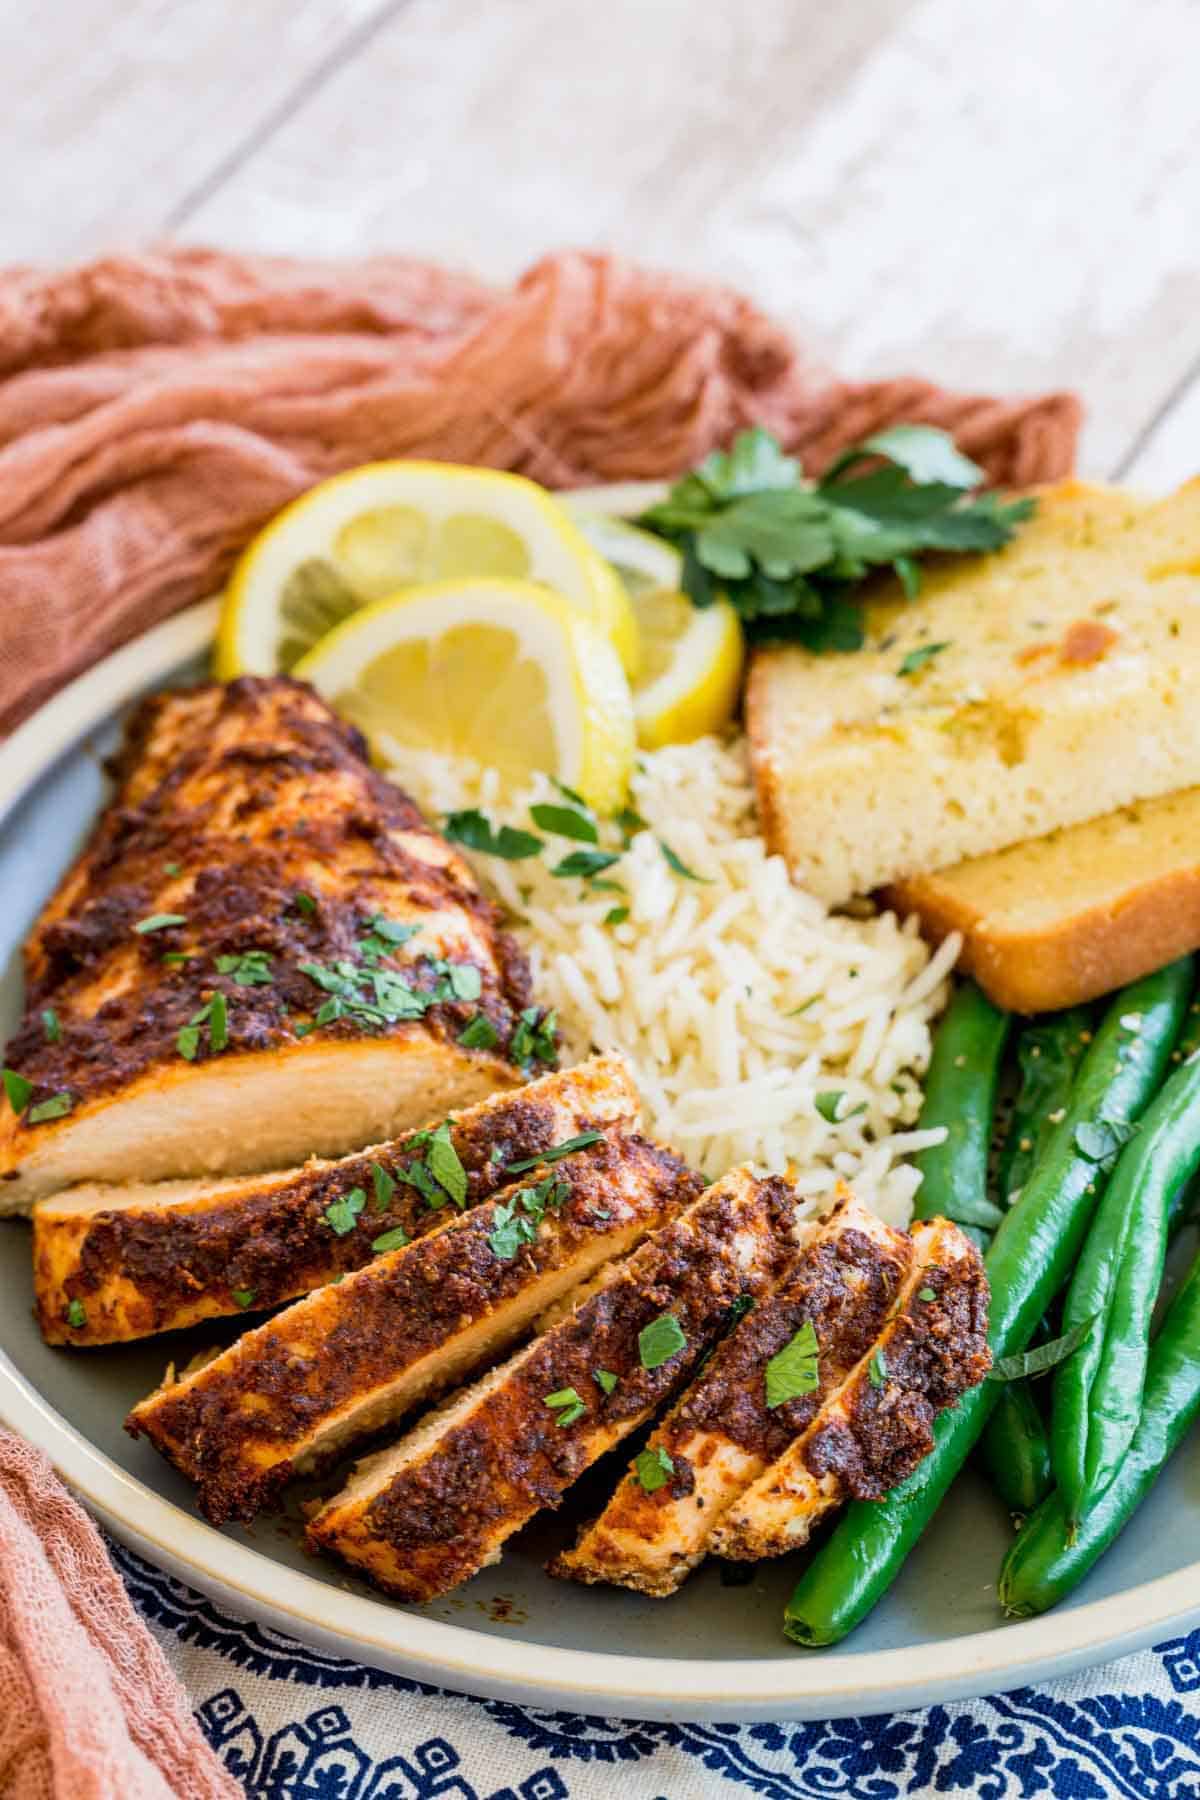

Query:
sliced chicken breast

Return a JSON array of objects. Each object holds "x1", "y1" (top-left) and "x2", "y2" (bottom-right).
[
  {"x1": 0, "y1": 677, "x2": 537, "y2": 1211},
  {"x1": 306, "y1": 1166, "x2": 806, "y2": 1603},
  {"x1": 34, "y1": 1055, "x2": 638, "y2": 1345},
  {"x1": 127, "y1": 1131, "x2": 696, "y2": 1523},
  {"x1": 551, "y1": 1187, "x2": 914, "y2": 1596},
  {"x1": 708, "y1": 1216, "x2": 990, "y2": 1561}
]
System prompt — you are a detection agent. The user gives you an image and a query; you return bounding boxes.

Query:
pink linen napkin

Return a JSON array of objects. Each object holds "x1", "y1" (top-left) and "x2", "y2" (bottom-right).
[
  {"x1": 0, "y1": 245, "x2": 1080, "y2": 736},
  {"x1": 0, "y1": 1427, "x2": 239, "y2": 1800}
]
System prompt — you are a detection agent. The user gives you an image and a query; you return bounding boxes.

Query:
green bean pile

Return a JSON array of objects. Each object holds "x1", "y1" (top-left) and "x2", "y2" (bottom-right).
[{"x1": 783, "y1": 958, "x2": 1200, "y2": 1646}]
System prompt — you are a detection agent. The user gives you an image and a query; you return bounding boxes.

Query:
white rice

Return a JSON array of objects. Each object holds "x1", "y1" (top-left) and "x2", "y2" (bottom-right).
[{"x1": 380, "y1": 732, "x2": 957, "y2": 1228}]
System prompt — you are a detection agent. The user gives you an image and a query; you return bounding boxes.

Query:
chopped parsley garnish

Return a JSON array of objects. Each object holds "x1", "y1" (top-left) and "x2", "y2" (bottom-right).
[
  {"x1": 134, "y1": 912, "x2": 186, "y2": 934},
  {"x1": 551, "y1": 848, "x2": 621, "y2": 881},
  {"x1": 897, "y1": 641, "x2": 952, "y2": 677},
  {"x1": 510, "y1": 1007, "x2": 557, "y2": 1070},
  {"x1": 918, "y1": 1286, "x2": 938, "y2": 1303},
  {"x1": 438, "y1": 960, "x2": 482, "y2": 1002},
  {"x1": 357, "y1": 914, "x2": 421, "y2": 963},
  {"x1": 814, "y1": 1091, "x2": 866, "y2": 1124},
  {"x1": 504, "y1": 1130, "x2": 604, "y2": 1175},
  {"x1": 372, "y1": 1226, "x2": 410, "y2": 1255},
  {"x1": 638, "y1": 1312, "x2": 687, "y2": 1371},
  {"x1": 66, "y1": 1299, "x2": 87, "y2": 1329},
  {"x1": 487, "y1": 1175, "x2": 570, "y2": 1259},
  {"x1": 637, "y1": 424, "x2": 1033, "y2": 649},
  {"x1": 370, "y1": 1161, "x2": 397, "y2": 1213},
  {"x1": 294, "y1": 891, "x2": 317, "y2": 916},
  {"x1": 324, "y1": 1187, "x2": 366, "y2": 1236},
  {"x1": 28, "y1": 1092, "x2": 74, "y2": 1124},
  {"x1": 764, "y1": 1320, "x2": 821, "y2": 1409},
  {"x1": 634, "y1": 1445, "x2": 675, "y2": 1493},
  {"x1": 231, "y1": 1288, "x2": 256, "y2": 1310},
  {"x1": 444, "y1": 808, "x2": 543, "y2": 860},
  {"x1": 544, "y1": 1386, "x2": 587, "y2": 1427},
  {"x1": 615, "y1": 805, "x2": 648, "y2": 845},
  {"x1": 3, "y1": 1069, "x2": 32, "y2": 1113},
  {"x1": 604, "y1": 906, "x2": 630, "y2": 927},
  {"x1": 215, "y1": 949, "x2": 274, "y2": 986},
  {"x1": 459, "y1": 1012, "x2": 500, "y2": 1051},
  {"x1": 163, "y1": 862, "x2": 182, "y2": 877},
  {"x1": 595, "y1": 1368, "x2": 618, "y2": 1396},
  {"x1": 659, "y1": 840, "x2": 710, "y2": 882},
  {"x1": 869, "y1": 1348, "x2": 888, "y2": 1389},
  {"x1": 727, "y1": 1294, "x2": 755, "y2": 1329},
  {"x1": 988, "y1": 1315, "x2": 1098, "y2": 1383},
  {"x1": 530, "y1": 801, "x2": 599, "y2": 844},
  {"x1": 426, "y1": 1121, "x2": 468, "y2": 1206},
  {"x1": 41, "y1": 1008, "x2": 61, "y2": 1044},
  {"x1": 162, "y1": 951, "x2": 200, "y2": 965},
  {"x1": 176, "y1": 994, "x2": 229, "y2": 1061}
]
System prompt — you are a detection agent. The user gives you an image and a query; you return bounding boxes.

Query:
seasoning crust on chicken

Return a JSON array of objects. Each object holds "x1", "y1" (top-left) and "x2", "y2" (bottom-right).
[
  {"x1": 34, "y1": 1055, "x2": 638, "y2": 1345},
  {"x1": 0, "y1": 677, "x2": 541, "y2": 1210}
]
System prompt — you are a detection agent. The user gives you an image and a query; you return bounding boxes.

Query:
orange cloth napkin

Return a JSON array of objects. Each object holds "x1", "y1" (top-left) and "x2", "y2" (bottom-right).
[
  {"x1": 0, "y1": 245, "x2": 1079, "y2": 736},
  {"x1": 0, "y1": 1428, "x2": 239, "y2": 1799}
]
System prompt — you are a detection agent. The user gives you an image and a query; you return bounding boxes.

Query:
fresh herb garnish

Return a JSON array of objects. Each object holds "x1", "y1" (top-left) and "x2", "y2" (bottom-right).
[
  {"x1": 324, "y1": 1187, "x2": 366, "y2": 1236},
  {"x1": 42, "y1": 1008, "x2": 61, "y2": 1044},
  {"x1": 764, "y1": 1320, "x2": 821, "y2": 1409},
  {"x1": 897, "y1": 641, "x2": 952, "y2": 677},
  {"x1": 658, "y1": 840, "x2": 709, "y2": 882},
  {"x1": 444, "y1": 808, "x2": 543, "y2": 860},
  {"x1": 988, "y1": 1315, "x2": 1098, "y2": 1383},
  {"x1": 551, "y1": 849, "x2": 622, "y2": 881},
  {"x1": 530, "y1": 802, "x2": 599, "y2": 845},
  {"x1": 814, "y1": 1091, "x2": 866, "y2": 1124},
  {"x1": 544, "y1": 1386, "x2": 587, "y2": 1427},
  {"x1": 595, "y1": 1368, "x2": 618, "y2": 1396},
  {"x1": 634, "y1": 1445, "x2": 676, "y2": 1493},
  {"x1": 869, "y1": 1348, "x2": 888, "y2": 1389},
  {"x1": 215, "y1": 950, "x2": 274, "y2": 986},
  {"x1": 638, "y1": 1312, "x2": 687, "y2": 1371},
  {"x1": 356, "y1": 915, "x2": 421, "y2": 964},
  {"x1": 510, "y1": 1006, "x2": 557, "y2": 1069},
  {"x1": 135, "y1": 912, "x2": 186, "y2": 934},
  {"x1": 66, "y1": 1299, "x2": 87, "y2": 1329},
  {"x1": 231, "y1": 1288, "x2": 256, "y2": 1310},
  {"x1": 294, "y1": 891, "x2": 317, "y2": 916},
  {"x1": 426, "y1": 1120, "x2": 468, "y2": 1207},
  {"x1": 615, "y1": 805, "x2": 648, "y2": 844},
  {"x1": 370, "y1": 1161, "x2": 396, "y2": 1212},
  {"x1": 163, "y1": 862, "x2": 182, "y2": 877},
  {"x1": 604, "y1": 905, "x2": 630, "y2": 927},
  {"x1": 3, "y1": 1069, "x2": 32, "y2": 1113},
  {"x1": 487, "y1": 1174, "x2": 570, "y2": 1259},
  {"x1": 637, "y1": 425, "x2": 1034, "y2": 649},
  {"x1": 918, "y1": 1287, "x2": 938, "y2": 1303},
  {"x1": 504, "y1": 1130, "x2": 604, "y2": 1175},
  {"x1": 727, "y1": 1294, "x2": 755, "y2": 1329},
  {"x1": 177, "y1": 994, "x2": 229, "y2": 1061},
  {"x1": 459, "y1": 1011, "x2": 499, "y2": 1050},
  {"x1": 28, "y1": 1091, "x2": 74, "y2": 1124},
  {"x1": 372, "y1": 1226, "x2": 410, "y2": 1254}
]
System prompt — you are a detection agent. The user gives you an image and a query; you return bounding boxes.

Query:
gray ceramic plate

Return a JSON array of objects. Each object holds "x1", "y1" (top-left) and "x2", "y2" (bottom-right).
[{"x1": 1, "y1": 602, "x2": 1198, "y2": 1722}]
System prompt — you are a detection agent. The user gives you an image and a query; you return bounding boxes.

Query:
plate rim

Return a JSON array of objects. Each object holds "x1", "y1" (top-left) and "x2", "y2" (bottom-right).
[{"x1": 0, "y1": 605, "x2": 1196, "y2": 1722}]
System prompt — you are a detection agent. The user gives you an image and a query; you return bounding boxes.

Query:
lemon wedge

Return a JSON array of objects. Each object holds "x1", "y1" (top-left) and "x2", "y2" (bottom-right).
[
  {"x1": 216, "y1": 461, "x2": 640, "y2": 681},
  {"x1": 293, "y1": 579, "x2": 635, "y2": 814},
  {"x1": 573, "y1": 516, "x2": 744, "y2": 748}
]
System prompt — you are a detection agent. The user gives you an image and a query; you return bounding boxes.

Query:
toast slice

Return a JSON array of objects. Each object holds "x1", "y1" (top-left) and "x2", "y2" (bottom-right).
[
  {"x1": 550, "y1": 1187, "x2": 913, "y2": 1596},
  {"x1": 0, "y1": 677, "x2": 535, "y2": 1211},
  {"x1": 127, "y1": 1130, "x2": 695, "y2": 1524},
  {"x1": 746, "y1": 478, "x2": 1200, "y2": 904},
  {"x1": 887, "y1": 788, "x2": 1200, "y2": 1012},
  {"x1": 306, "y1": 1166, "x2": 806, "y2": 1602},
  {"x1": 34, "y1": 1055, "x2": 638, "y2": 1345},
  {"x1": 709, "y1": 1217, "x2": 989, "y2": 1560}
]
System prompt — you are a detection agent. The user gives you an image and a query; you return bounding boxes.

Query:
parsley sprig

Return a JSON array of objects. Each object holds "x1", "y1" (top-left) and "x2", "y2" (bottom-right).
[{"x1": 638, "y1": 425, "x2": 1034, "y2": 650}]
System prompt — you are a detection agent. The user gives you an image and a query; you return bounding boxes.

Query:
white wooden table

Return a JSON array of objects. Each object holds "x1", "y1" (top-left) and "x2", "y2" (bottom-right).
[{"x1": 4, "y1": 0, "x2": 1200, "y2": 485}]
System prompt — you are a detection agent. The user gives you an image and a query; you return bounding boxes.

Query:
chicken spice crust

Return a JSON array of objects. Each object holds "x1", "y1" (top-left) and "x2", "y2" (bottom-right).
[
  {"x1": 3, "y1": 676, "x2": 535, "y2": 1123},
  {"x1": 40, "y1": 1058, "x2": 638, "y2": 1341},
  {"x1": 128, "y1": 1132, "x2": 696, "y2": 1524}
]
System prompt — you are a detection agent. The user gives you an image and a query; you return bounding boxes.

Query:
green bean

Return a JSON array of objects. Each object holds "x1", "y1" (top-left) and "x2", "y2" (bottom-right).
[
  {"x1": 1001, "y1": 1242, "x2": 1200, "y2": 1616},
  {"x1": 1051, "y1": 1024, "x2": 1200, "y2": 1523},
  {"x1": 978, "y1": 1377, "x2": 1052, "y2": 1515},
  {"x1": 996, "y1": 1007, "x2": 1091, "y2": 1208},
  {"x1": 782, "y1": 958, "x2": 1193, "y2": 1647},
  {"x1": 910, "y1": 981, "x2": 1010, "y2": 1238}
]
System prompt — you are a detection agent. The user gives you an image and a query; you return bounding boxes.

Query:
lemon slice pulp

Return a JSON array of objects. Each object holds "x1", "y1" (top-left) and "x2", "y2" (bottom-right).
[
  {"x1": 293, "y1": 579, "x2": 635, "y2": 814},
  {"x1": 216, "y1": 461, "x2": 640, "y2": 681},
  {"x1": 573, "y1": 516, "x2": 744, "y2": 748}
]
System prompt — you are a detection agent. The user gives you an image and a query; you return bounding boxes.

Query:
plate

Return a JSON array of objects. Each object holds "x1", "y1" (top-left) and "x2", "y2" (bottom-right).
[{"x1": 1, "y1": 603, "x2": 1197, "y2": 1722}]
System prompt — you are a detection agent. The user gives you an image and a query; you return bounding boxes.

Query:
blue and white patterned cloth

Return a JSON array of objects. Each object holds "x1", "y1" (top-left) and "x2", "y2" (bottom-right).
[{"x1": 111, "y1": 1539, "x2": 1200, "y2": 1799}]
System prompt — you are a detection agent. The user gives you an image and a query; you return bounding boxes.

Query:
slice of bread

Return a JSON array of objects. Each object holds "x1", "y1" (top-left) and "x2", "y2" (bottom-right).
[
  {"x1": 747, "y1": 478, "x2": 1200, "y2": 905},
  {"x1": 887, "y1": 787, "x2": 1200, "y2": 1013}
]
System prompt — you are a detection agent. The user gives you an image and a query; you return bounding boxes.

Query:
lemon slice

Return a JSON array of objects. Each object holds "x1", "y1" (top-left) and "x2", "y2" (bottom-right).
[
  {"x1": 573, "y1": 516, "x2": 744, "y2": 748},
  {"x1": 293, "y1": 579, "x2": 635, "y2": 813},
  {"x1": 216, "y1": 461, "x2": 640, "y2": 681}
]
